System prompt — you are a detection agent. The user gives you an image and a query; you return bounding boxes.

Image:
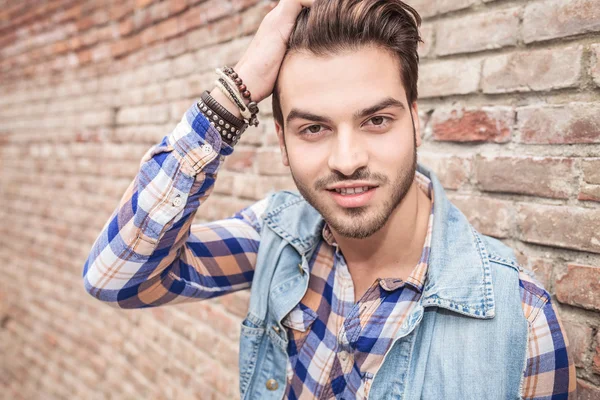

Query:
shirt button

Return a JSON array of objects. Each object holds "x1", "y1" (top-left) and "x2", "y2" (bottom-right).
[
  {"x1": 298, "y1": 263, "x2": 304, "y2": 275},
  {"x1": 201, "y1": 144, "x2": 212, "y2": 154},
  {"x1": 272, "y1": 325, "x2": 280, "y2": 333},
  {"x1": 172, "y1": 196, "x2": 183, "y2": 207},
  {"x1": 265, "y1": 378, "x2": 279, "y2": 391}
]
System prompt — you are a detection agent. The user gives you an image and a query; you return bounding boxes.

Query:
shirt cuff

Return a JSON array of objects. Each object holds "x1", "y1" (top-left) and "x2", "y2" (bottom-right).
[{"x1": 167, "y1": 101, "x2": 234, "y2": 176}]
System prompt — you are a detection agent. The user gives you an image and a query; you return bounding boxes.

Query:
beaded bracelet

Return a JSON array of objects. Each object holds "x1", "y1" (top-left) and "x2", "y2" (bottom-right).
[
  {"x1": 222, "y1": 66, "x2": 260, "y2": 125},
  {"x1": 215, "y1": 66, "x2": 260, "y2": 127}
]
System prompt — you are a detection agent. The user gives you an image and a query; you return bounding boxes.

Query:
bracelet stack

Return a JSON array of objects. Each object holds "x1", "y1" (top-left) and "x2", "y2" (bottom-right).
[
  {"x1": 215, "y1": 66, "x2": 260, "y2": 128},
  {"x1": 196, "y1": 65, "x2": 261, "y2": 147},
  {"x1": 199, "y1": 90, "x2": 247, "y2": 146}
]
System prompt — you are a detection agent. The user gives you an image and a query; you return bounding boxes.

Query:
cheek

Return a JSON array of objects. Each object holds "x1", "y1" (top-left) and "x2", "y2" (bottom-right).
[{"x1": 287, "y1": 139, "x2": 330, "y2": 180}]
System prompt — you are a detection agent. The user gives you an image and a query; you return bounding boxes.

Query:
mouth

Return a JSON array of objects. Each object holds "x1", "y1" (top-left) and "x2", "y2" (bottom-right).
[{"x1": 326, "y1": 185, "x2": 378, "y2": 208}]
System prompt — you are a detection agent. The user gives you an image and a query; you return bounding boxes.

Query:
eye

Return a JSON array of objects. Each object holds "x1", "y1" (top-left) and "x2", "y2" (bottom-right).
[
  {"x1": 299, "y1": 124, "x2": 326, "y2": 136},
  {"x1": 364, "y1": 116, "x2": 391, "y2": 128}
]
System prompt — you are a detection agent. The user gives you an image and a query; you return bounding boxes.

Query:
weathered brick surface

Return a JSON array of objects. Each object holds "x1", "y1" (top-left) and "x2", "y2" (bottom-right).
[
  {"x1": 556, "y1": 264, "x2": 600, "y2": 311},
  {"x1": 578, "y1": 379, "x2": 600, "y2": 399},
  {"x1": 517, "y1": 103, "x2": 600, "y2": 144},
  {"x1": 522, "y1": 0, "x2": 600, "y2": 44},
  {"x1": 436, "y1": 8, "x2": 519, "y2": 56},
  {"x1": 417, "y1": 153, "x2": 471, "y2": 190},
  {"x1": 1, "y1": 0, "x2": 599, "y2": 397},
  {"x1": 419, "y1": 58, "x2": 481, "y2": 98},
  {"x1": 474, "y1": 156, "x2": 576, "y2": 199},
  {"x1": 482, "y1": 46, "x2": 583, "y2": 93},
  {"x1": 592, "y1": 44, "x2": 600, "y2": 87},
  {"x1": 519, "y1": 204, "x2": 600, "y2": 254},
  {"x1": 449, "y1": 195, "x2": 514, "y2": 239},
  {"x1": 561, "y1": 317, "x2": 593, "y2": 368},
  {"x1": 430, "y1": 106, "x2": 513, "y2": 143}
]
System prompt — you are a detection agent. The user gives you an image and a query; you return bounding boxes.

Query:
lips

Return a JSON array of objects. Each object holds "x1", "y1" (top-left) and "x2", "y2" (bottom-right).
[
  {"x1": 332, "y1": 186, "x2": 373, "y2": 195},
  {"x1": 327, "y1": 186, "x2": 378, "y2": 208}
]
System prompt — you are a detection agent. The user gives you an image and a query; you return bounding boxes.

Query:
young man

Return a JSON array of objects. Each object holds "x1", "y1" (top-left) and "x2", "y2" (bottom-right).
[{"x1": 83, "y1": 0, "x2": 576, "y2": 399}]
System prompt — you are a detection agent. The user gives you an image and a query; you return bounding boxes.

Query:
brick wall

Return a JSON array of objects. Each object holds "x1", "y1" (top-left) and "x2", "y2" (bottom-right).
[{"x1": 0, "y1": 0, "x2": 599, "y2": 398}]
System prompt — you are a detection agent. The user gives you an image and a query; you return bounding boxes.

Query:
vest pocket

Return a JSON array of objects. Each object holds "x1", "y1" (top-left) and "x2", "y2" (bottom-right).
[{"x1": 239, "y1": 317, "x2": 265, "y2": 397}]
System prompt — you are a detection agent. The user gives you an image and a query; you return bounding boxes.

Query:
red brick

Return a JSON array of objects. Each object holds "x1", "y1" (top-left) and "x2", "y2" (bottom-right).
[
  {"x1": 212, "y1": 170, "x2": 235, "y2": 196},
  {"x1": 403, "y1": 0, "x2": 437, "y2": 18},
  {"x1": 135, "y1": 0, "x2": 154, "y2": 9},
  {"x1": 579, "y1": 184, "x2": 600, "y2": 203},
  {"x1": 449, "y1": 195, "x2": 514, "y2": 239},
  {"x1": 556, "y1": 264, "x2": 600, "y2": 311},
  {"x1": 560, "y1": 316, "x2": 592, "y2": 368},
  {"x1": 156, "y1": 17, "x2": 180, "y2": 40},
  {"x1": 256, "y1": 148, "x2": 289, "y2": 176},
  {"x1": 417, "y1": 153, "x2": 472, "y2": 190},
  {"x1": 523, "y1": 0, "x2": 600, "y2": 43},
  {"x1": 419, "y1": 59, "x2": 481, "y2": 98},
  {"x1": 431, "y1": 106, "x2": 513, "y2": 143},
  {"x1": 592, "y1": 44, "x2": 600, "y2": 87},
  {"x1": 517, "y1": 204, "x2": 600, "y2": 254},
  {"x1": 528, "y1": 258, "x2": 554, "y2": 292},
  {"x1": 579, "y1": 379, "x2": 600, "y2": 399},
  {"x1": 199, "y1": 195, "x2": 254, "y2": 221},
  {"x1": 149, "y1": 1, "x2": 171, "y2": 21},
  {"x1": 517, "y1": 103, "x2": 600, "y2": 144},
  {"x1": 169, "y1": 0, "x2": 188, "y2": 14},
  {"x1": 233, "y1": 174, "x2": 295, "y2": 201},
  {"x1": 482, "y1": 46, "x2": 583, "y2": 93},
  {"x1": 436, "y1": 8, "x2": 519, "y2": 56},
  {"x1": 223, "y1": 147, "x2": 256, "y2": 172},
  {"x1": 475, "y1": 156, "x2": 576, "y2": 199},
  {"x1": 216, "y1": 290, "x2": 250, "y2": 319},
  {"x1": 582, "y1": 159, "x2": 600, "y2": 185},
  {"x1": 119, "y1": 18, "x2": 134, "y2": 37}
]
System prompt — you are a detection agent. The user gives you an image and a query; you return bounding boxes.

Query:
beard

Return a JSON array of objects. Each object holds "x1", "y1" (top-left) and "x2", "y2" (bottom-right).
[{"x1": 290, "y1": 124, "x2": 418, "y2": 240}]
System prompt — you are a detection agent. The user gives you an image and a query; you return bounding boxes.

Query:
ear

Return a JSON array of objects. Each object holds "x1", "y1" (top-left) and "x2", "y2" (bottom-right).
[
  {"x1": 274, "y1": 120, "x2": 290, "y2": 166},
  {"x1": 411, "y1": 101, "x2": 422, "y2": 148}
]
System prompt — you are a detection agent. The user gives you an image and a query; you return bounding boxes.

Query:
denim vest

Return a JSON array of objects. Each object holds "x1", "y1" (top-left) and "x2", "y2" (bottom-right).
[{"x1": 238, "y1": 163, "x2": 528, "y2": 400}]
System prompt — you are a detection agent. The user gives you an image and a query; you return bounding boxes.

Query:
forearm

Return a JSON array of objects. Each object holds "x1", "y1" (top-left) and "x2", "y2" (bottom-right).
[{"x1": 82, "y1": 102, "x2": 234, "y2": 308}]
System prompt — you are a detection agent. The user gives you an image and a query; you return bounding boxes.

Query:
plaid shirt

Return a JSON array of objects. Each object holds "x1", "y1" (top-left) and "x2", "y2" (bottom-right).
[{"x1": 83, "y1": 102, "x2": 576, "y2": 399}]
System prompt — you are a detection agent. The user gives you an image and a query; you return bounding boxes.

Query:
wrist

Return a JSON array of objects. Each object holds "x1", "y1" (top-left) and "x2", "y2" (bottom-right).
[
  {"x1": 234, "y1": 62, "x2": 266, "y2": 103},
  {"x1": 209, "y1": 87, "x2": 243, "y2": 119}
]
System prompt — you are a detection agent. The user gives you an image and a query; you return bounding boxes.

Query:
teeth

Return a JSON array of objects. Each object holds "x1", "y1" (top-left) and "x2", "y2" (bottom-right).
[{"x1": 334, "y1": 186, "x2": 371, "y2": 195}]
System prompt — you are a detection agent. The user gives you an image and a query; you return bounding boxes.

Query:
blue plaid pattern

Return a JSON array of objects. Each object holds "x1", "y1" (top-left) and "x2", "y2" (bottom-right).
[{"x1": 83, "y1": 102, "x2": 575, "y2": 399}]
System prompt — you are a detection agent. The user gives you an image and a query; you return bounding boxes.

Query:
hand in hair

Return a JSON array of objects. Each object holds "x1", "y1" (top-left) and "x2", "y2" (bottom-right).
[{"x1": 232, "y1": 0, "x2": 316, "y2": 104}]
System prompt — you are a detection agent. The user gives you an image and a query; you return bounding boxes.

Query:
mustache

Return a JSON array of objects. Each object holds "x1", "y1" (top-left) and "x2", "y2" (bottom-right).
[{"x1": 314, "y1": 168, "x2": 389, "y2": 190}]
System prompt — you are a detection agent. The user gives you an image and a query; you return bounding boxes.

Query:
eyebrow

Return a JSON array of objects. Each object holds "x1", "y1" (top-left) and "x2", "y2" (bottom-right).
[{"x1": 285, "y1": 97, "x2": 406, "y2": 126}]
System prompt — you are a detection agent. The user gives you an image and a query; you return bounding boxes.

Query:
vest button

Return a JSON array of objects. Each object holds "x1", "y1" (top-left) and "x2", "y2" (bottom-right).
[{"x1": 265, "y1": 378, "x2": 279, "y2": 391}]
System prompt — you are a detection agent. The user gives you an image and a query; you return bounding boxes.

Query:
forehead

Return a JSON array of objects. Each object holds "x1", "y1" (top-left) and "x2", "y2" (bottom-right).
[{"x1": 277, "y1": 45, "x2": 407, "y2": 118}]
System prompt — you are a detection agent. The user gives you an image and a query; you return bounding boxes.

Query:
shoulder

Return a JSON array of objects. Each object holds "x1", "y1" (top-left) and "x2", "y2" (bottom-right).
[{"x1": 479, "y1": 234, "x2": 551, "y2": 322}]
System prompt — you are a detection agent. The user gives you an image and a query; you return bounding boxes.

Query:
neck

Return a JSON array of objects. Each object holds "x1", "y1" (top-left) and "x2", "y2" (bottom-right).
[{"x1": 331, "y1": 179, "x2": 431, "y2": 279}]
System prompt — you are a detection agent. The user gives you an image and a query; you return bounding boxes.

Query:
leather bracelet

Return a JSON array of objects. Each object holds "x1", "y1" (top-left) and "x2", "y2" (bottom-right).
[
  {"x1": 200, "y1": 90, "x2": 245, "y2": 128},
  {"x1": 197, "y1": 99, "x2": 246, "y2": 146}
]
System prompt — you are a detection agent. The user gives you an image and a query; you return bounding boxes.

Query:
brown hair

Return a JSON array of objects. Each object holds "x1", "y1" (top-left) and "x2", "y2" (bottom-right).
[{"x1": 272, "y1": 0, "x2": 423, "y2": 129}]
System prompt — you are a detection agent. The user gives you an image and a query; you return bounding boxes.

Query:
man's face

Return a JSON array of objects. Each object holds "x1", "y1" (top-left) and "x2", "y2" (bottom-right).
[{"x1": 274, "y1": 45, "x2": 422, "y2": 239}]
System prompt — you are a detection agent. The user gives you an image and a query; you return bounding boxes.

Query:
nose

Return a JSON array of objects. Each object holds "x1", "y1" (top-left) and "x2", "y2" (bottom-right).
[{"x1": 327, "y1": 128, "x2": 369, "y2": 176}]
